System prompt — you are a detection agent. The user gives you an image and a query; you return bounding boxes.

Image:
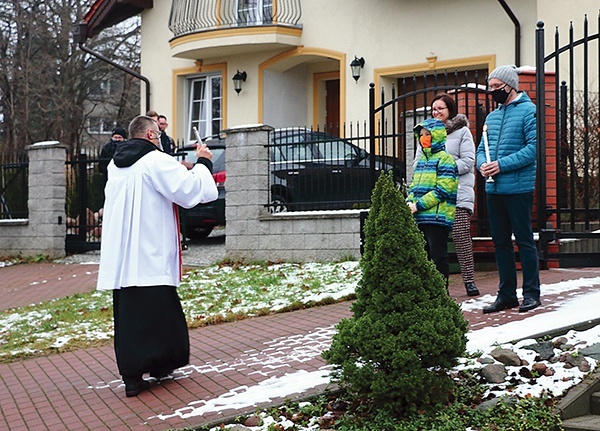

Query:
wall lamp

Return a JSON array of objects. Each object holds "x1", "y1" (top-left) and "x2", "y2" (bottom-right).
[
  {"x1": 233, "y1": 70, "x2": 247, "y2": 94},
  {"x1": 350, "y1": 56, "x2": 365, "y2": 82}
]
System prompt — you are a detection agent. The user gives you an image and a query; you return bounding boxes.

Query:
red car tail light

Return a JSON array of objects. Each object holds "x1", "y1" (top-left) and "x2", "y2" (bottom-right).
[{"x1": 213, "y1": 171, "x2": 226, "y2": 187}]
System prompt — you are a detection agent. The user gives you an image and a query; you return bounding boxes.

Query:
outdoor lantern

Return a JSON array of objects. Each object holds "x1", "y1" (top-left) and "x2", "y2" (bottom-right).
[
  {"x1": 350, "y1": 56, "x2": 365, "y2": 82},
  {"x1": 233, "y1": 70, "x2": 247, "y2": 94}
]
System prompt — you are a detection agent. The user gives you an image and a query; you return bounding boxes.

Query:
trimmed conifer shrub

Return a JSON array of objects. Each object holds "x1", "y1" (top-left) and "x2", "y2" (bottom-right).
[{"x1": 322, "y1": 171, "x2": 468, "y2": 416}]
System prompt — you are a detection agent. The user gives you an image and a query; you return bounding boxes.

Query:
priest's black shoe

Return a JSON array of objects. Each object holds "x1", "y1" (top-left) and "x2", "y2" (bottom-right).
[
  {"x1": 465, "y1": 282, "x2": 480, "y2": 297},
  {"x1": 150, "y1": 369, "x2": 174, "y2": 380},
  {"x1": 124, "y1": 378, "x2": 150, "y2": 397},
  {"x1": 519, "y1": 298, "x2": 541, "y2": 312},
  {"x1": 482, "y1": 297, "x2": 519, "y2": 314}
]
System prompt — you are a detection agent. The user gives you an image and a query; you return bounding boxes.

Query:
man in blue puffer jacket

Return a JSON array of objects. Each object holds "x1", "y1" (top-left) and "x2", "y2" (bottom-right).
[{"x1": 476, "y1": 65, "x2": 541, "y2": 314}]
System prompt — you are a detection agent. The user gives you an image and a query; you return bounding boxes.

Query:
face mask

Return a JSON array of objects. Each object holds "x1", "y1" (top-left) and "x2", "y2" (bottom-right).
[
  {"x1": 419, "y1": 135, "x2": 432, "y2": 148},
  {"x1": 491, "y1": 86, "x2": 510, "y2": 104}
]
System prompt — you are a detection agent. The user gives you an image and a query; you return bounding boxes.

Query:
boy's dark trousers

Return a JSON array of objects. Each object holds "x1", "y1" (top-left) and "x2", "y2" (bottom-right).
[{"x1": 419, "y1": 224, "x2": 451, "y2": 287}]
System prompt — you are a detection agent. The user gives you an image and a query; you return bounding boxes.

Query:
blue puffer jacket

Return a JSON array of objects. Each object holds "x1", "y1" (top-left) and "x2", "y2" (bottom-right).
[{"x1": 476, "y1": 92, "x2": 537, "y2": 194}]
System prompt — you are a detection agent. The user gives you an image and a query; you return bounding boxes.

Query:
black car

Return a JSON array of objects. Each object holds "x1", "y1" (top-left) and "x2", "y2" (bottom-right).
[
  {"x1": 177, "y1": 139, "x2": 226, "y2": 239},
  {"x1": 270, "y1": 128, "x2": 405, "y2": 211},
  {"x1": 177, "y1": 129, "x2": 404, "y2": 236}
]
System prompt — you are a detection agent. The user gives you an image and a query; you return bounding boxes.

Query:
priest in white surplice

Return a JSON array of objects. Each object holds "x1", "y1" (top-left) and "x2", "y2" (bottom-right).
[{"x1": 97, "y1": 115, "x2": 218, "y2": 397}]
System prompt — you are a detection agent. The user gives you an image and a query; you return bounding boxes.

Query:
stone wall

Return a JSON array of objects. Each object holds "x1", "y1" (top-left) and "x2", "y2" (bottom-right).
[
  {"x1": 224, "y1": 124, "x2": 363, "y2": 262},
  {"x1": 0, "y1": 142, "x2": 67, "y2": 258}
]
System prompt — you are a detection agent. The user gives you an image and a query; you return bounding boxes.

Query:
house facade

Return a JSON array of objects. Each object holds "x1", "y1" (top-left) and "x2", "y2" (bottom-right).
[{"x1": 80, "y1": 0, "x2": 598, "y2": 146}]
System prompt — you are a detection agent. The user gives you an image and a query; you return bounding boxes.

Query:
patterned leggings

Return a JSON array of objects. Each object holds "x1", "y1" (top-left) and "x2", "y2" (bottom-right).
[{"x1": 451, "y1": 207, "x2": 475, "y2": 284}]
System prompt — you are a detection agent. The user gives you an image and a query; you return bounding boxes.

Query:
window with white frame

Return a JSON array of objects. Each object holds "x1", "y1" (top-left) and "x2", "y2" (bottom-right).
[
  {"x1": 87, "y1": 117, "x2": 115, "y2": 135},
  {"x1": 187, "y1": 74, "x2": 222, "y2": 143},
  {"x1": 89, "y1": 79, "x2": 121, "y2": 100},
  {"x1": 237, "y1": 0, "x2": 272, "y2": 25}
]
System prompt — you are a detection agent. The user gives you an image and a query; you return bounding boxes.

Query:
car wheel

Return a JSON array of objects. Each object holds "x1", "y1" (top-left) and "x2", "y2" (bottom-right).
[
  {"x1": 185, "y1": 226, "x2": 214, "y2": 239},
  {"x1": 270, "y1": 195, "x2": 289, "y2": 214}
]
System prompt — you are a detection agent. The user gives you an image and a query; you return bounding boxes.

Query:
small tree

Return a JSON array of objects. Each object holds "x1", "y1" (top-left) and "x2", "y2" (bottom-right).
[{"x1": 323, "y1": 171, "x2": 468, "y2": 417}]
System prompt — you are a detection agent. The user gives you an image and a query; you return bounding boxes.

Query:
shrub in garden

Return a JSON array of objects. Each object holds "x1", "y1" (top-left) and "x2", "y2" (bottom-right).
[{"x1": 323, "y1": 171, "x2": 469, "y2": 416}]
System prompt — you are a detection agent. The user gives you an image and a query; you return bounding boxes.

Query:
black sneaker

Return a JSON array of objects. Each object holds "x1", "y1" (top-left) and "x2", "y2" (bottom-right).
[{"x1": 150, "y1": 369, "x2": 174, "y2": 380}]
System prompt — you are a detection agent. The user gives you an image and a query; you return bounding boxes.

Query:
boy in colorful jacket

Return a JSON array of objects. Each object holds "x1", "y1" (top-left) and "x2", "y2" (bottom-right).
[{"x1": 408, "y1": 118, "x2": 459, "y2": 288}]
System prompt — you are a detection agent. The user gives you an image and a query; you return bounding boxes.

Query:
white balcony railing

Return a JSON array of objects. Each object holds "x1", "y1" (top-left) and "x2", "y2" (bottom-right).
[{"x1": 169, "y1": 0, "x2": 302, "y2": 38}]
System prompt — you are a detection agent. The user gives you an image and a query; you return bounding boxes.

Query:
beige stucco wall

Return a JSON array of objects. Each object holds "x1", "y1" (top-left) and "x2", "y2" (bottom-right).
[
  {"x1": 538, "y1": 0, "x2": 597, "y2": 41},
  {"x1": 138, "y1": 0, "x2": 598, "y2": 140},
  {"x1": 140, "y1": 0, "x2": 194, "y2": 136},
  {"x1": 535, "y1": 0, "x2": 599, "y2": 85}
]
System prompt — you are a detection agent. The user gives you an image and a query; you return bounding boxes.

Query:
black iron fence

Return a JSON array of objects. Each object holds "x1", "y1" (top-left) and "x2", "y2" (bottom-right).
[
  {"x1": 0, "y1": 152, "x2": 28, "y2": 220},
  {"x1": 536, "y1": 14, "x2": 600, "y2": 267},
  {"x1": 263, "y1": 68, "x2": 492, "y2": 216},
  {"x1": 369, "y1": 70, "x2": 493, "y2": 236}
]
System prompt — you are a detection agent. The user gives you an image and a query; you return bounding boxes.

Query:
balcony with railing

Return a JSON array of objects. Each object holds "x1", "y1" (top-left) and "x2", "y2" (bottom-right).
[{"x1": 169, "y1": 0, "x2": 303, "y2": 59}]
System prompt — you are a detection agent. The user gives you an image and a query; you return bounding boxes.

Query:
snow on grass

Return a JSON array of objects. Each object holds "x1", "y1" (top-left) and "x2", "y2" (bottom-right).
[{"x1": 0, "y1": 261, "x2": 359, "y2": 361}]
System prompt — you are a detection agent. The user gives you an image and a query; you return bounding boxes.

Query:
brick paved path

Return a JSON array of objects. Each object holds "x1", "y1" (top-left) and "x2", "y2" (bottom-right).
[
  {"x1": 1, "y1": 261, "x2": 600, "y2": 430},
  {"x1": 1, "y1": 262, "x2": 99, "y2": 311}
]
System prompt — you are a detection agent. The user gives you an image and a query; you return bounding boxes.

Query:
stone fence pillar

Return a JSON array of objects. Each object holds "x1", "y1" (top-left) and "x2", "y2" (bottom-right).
[
  {"x1": 224, "y1": 124, "x2": 273, "y2": 260},
  {"x1": 25, "y1": 141, "x2": 67, "y2": 258},
  {"x1": 224, "y1": 124, "x2": 362, "y2": 262}
]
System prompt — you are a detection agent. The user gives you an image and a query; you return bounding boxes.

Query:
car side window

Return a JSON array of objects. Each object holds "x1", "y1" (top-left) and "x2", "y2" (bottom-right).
[
  {"x1": 284, "y1": 143, "x2": 313, "y2": 162},
  {"x1": 315, "y1": 140, "x2": 357, "y2": 163},
  {"x1": 273, "y1": 134, "x2": 312, "y2": 163}
]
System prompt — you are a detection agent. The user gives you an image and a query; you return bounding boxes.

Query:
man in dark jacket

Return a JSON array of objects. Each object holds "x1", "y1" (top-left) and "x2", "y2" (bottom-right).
[
  {"x1": 158, "y1": 115, "x2": 175, "y2": 155},
  {"x1": 99, "y1": 127, "x2": 127, "y2": 176},
  {"x1": 476, "y1": 65, "x2": 541, "y2": 314}
]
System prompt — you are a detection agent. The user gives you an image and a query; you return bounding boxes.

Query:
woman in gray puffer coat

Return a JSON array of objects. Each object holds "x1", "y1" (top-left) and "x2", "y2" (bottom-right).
[{"x1": 413, "y1": 93, "x2": 479, "y2": 296}]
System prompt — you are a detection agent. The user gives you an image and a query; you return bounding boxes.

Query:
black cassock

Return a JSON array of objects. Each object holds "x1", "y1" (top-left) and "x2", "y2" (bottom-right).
[{"x1": 113, "y1": 285, "x2": 189, "y2": 378}]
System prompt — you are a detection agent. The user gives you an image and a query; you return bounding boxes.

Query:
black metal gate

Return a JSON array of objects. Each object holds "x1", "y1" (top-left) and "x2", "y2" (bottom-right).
[
  {"x1": 368, "y1": 70, "x2": 494, "y2": 237},
  {"x1": 367, "y1": 17, "x2": 600, "y2": 269},
  {"x1": 536, "y1": 15, "x2": 600, "y2": 267},
  {"x1": 65, "y1": 149, "x2": 105, "y2": 253}
]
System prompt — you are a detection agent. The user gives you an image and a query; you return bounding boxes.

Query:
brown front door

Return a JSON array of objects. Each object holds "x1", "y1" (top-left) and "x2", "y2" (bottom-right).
[{"x1": 325, "y1": 79, "x2": 340, "y2": 135}]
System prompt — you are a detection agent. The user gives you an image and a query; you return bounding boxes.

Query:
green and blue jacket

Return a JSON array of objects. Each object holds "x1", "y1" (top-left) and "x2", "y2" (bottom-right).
[{"x1": 408, "y1": 118, "x2": 458, "y2": 228}]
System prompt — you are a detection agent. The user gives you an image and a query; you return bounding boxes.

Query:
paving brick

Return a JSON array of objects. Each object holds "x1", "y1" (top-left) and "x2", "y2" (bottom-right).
[{"x1": 1, "y1": 261, "x2": 600, "y2": 429}]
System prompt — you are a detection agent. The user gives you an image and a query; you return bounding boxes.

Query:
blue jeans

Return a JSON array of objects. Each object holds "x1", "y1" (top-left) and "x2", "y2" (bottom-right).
[{"x1": 487, "y1": 192, "x2": 540, "y2": 302}]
